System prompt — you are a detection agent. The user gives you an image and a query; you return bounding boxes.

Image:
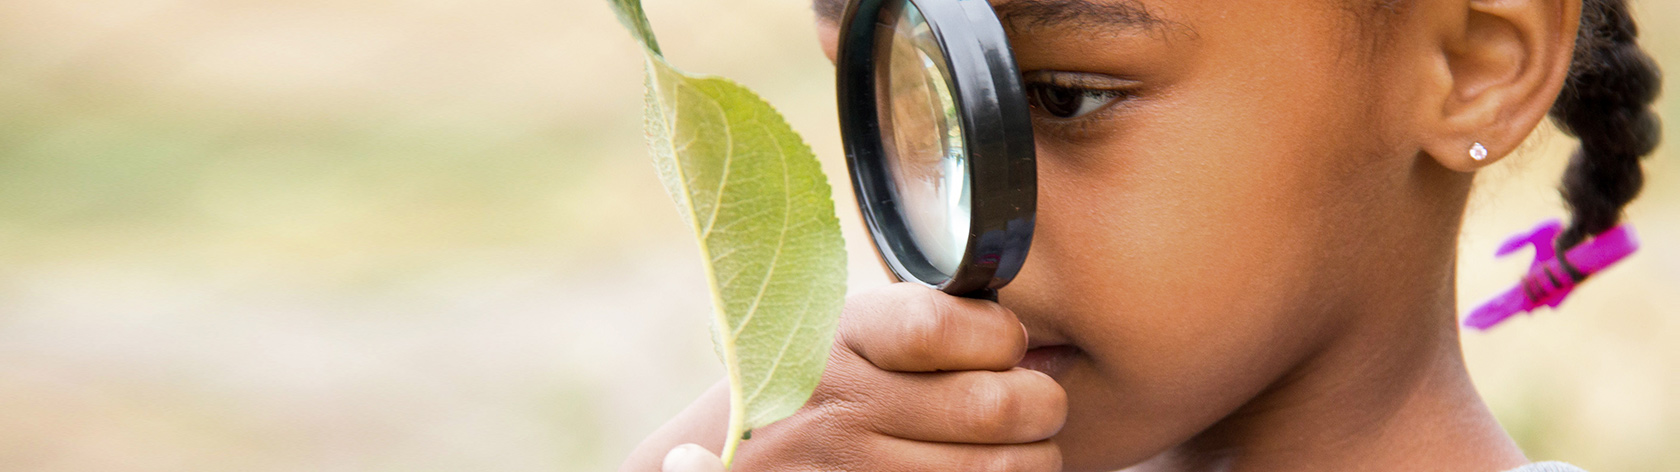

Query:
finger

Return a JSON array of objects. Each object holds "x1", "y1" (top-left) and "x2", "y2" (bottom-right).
[
  {"x1": 865, "y1": 436, "x2": 1062, "y2": 472},
  {"x1": 662, "y1": 444, "x2": 725, "y2": 472},
  {"x1": 840, "y1": 283, "x2": 1027, "y2": 372},
  {"x1": 865, "y1": 368, "x2": 1067, "y2": 444}
]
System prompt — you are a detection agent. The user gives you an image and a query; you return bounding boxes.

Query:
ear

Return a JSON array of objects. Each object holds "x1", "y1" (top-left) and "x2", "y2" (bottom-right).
[
  {"x1": 1413, "y1": 0, "x2": 1581, "y2": 172},
  {"x1": 818, "y1": 18, "x2": 841, "y2": 63},
  {"x1": 812, "y1": 0, "x2": 846, "y2": 63}
]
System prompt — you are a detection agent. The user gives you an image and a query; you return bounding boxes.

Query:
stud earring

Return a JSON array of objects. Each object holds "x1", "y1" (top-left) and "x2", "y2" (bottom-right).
[{"x1": 1469, "y1": 142, "x2": 1489, "y2": 162}]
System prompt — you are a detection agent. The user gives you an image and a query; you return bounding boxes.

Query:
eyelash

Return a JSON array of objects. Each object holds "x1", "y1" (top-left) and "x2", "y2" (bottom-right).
[
  {"x1": 1020, "y1": 71, "x2": 1134, "y2": 119},
  {"x1": 1024, "y1": 84, "x2": 1127, "y2": 119},
  {"x1": 1019, "y1": 71, "x2": 1137, "y2": 139}
]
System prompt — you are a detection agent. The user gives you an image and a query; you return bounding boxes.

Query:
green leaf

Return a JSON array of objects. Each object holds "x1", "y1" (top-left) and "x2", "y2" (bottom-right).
[
  {"x1": 606, "y1": 0, "x2": 661, "y2": 56},
  {"x1": 606, "y1": 0, "x2": 848, "y2": 467}
]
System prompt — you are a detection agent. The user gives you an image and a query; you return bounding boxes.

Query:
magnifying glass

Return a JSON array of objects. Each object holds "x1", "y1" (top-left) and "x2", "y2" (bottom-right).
[{"x1": 836, "y1": 0, "x2": 1036, "y2": 300}]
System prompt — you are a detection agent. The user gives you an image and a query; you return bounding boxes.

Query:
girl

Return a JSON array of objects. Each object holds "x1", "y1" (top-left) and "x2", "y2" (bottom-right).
[{"x1": 627, "y1": 0, "x2": 1661, "y2": 470}]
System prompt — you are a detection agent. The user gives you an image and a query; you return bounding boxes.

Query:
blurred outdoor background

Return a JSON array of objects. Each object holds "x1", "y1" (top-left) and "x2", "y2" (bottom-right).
[{"x1": 0, "y1": 0, "x2": 1674, "y2": 471}]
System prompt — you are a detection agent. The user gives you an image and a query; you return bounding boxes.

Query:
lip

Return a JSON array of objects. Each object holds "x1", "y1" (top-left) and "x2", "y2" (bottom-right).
[{"x1": 1017, "y1": 345, "x2": 1079, "y2": 377}]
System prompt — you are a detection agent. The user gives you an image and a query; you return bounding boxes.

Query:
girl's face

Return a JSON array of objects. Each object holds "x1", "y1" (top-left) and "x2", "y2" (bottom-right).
[{"x1": 826, "y1": 0, "x2": 1476, "y2": 469}]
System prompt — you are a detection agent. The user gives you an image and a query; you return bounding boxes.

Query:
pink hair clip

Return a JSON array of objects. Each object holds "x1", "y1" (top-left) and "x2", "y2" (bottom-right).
[{"x1": 1463, "y1": 219, "x2": 1639, "y2": 330}]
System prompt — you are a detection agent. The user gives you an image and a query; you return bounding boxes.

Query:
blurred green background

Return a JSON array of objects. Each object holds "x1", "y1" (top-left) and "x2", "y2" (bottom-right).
[{"x1": 0, "y1": 0, "x2": 1674, "y2": 470}]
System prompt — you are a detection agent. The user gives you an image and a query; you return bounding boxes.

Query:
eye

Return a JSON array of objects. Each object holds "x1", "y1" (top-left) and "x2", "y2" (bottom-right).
[
  {"x1": 1026, "y1": 84, "x2": 1122, "y2": 118},
  {"x1": 1021, "y1": 71, "x2": 1134, "y2": 119}
]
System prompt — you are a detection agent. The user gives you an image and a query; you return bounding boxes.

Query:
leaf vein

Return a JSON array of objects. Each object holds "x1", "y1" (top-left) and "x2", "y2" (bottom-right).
[
  {"x1": 697, "y1": 87, "x2": 737, "y2": 240},
  {"x1": 739, "y1": 119, "x2": 810, "y2": 412},
  {"x1": 728, "y1": 119, "x2": 793, "y2": 340}
]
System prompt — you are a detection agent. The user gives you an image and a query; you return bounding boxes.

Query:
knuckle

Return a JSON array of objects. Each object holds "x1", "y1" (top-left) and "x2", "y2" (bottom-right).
[
  {"x1": 807, "y1": 367, "x2": 887, "y2": 436},
  {"x1": 808, "y1": 364, "x2": 871, "y2": 419},
  {"x1": 981, "y1": 453, "x2": 1022, "y2": 472},
  {"x1": 839, "y1": 284, "x2": 916, "y2": 337},
  {"x1": 951, "y1": 453, "x2": 997, "y2": 472},
  {"x1": 963, "y1": 374, "x2": 1024, "y2": 440},
  {"x1": 962, "y1": 448, "x2": 1049, "y2": 472},
  {"x1": 809, "y1": 397, "x2": 867, "y2": 435},
  {"x1": 897, "y1": 287, "x2": 954, "y2": 361},
  {"x1": 966, "y1": 371, "x2": 1066, "y2": 442},
  {"x1": 835, "y1": 293, "x2": 876, "y2": 346},
  {"x1": 809, "y1": 355, "x2": 855, "y2": 404},
  {"x1": 844, "y1": 283, "x2": 963, "y2": 370},
  {"x1": 836, "y1": 315, "x2": 889, "y2": 367},
  {"x1": 1030, "y1": 444, "x2": 1064, "y2": 472}
]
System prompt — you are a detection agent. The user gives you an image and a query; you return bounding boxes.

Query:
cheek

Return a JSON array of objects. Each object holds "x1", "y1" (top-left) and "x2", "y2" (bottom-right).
[
  {"x1": 1016, "y1": 141, "x2": 1339, "y2": 467},
  {"x1": 1001, "y1": 7, "x2": 1395, "y2": 467}
]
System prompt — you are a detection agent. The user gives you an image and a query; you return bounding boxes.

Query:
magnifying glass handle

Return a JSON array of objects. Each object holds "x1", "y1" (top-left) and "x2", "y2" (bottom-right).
[{"x1": 965, "y1": 289, "x2": 998, "y2": 302}]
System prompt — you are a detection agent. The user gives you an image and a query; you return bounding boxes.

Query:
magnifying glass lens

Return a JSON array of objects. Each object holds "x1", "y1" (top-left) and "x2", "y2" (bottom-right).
[{"x1": 875, "y1": 0, "x2": 971, "y2": 276}]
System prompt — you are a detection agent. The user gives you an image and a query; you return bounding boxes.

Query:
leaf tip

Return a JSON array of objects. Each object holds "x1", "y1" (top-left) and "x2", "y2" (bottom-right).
[{"x1": 605, "y1": 0, "x2": 664, "y2": 56}]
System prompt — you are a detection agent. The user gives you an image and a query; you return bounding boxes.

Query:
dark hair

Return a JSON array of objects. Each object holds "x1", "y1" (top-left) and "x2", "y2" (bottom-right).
[
  {"x1": 1551, "y1": 0, "x2": 1662, "y2": 250},
  {"x1": 814, "y1": 0, "x2": 844, "y2": 24}
]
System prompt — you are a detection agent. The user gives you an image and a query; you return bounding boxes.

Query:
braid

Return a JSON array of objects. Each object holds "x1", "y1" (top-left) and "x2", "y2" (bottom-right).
[{"x1": 1550, "y1": 0, "x2": 1663, "y2": 249}]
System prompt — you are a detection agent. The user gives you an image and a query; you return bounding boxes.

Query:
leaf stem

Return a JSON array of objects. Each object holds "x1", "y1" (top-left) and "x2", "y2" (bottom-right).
[{"x1": 720, "y1": 394, "x2": 746, "y2": 467}]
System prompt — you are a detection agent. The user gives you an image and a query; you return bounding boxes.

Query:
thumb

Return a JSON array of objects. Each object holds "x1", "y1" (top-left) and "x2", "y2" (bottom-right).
[{"x1": 662, "y1": 443, "x2": 725, "y2": 472}]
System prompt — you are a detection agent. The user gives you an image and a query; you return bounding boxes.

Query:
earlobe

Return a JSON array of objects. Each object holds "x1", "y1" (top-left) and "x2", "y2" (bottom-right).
[
  {"x1": 1428, "y1": 140, "x2": 1498, "y2": 172},
  {"x1": 1416, "y1": 0, "x2": 1581, "y2": 172}
]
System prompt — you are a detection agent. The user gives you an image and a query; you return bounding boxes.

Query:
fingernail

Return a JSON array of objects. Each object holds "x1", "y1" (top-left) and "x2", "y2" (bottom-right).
[{"x1": 663, "y1": 444, "x2": 724, "y2": 472}]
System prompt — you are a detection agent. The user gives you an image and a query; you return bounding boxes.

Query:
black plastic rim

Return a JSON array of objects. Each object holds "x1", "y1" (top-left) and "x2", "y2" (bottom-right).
[{"x1": 836, "y1": 0, "x2": 1036, "y2": 297}]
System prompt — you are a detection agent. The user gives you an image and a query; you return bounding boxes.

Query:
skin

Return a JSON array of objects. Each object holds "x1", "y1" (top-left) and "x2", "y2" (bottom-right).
[{"x1": 625, "y1": 0, "x2": 1583, "y2": 470}]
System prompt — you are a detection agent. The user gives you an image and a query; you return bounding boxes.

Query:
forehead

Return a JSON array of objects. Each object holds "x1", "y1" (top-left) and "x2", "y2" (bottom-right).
[
  {"x1": 817, "y1": 0, "x2": 1385, "y2": 57},
  {"x1": 817, "y1": 0, "x2": 1161, "y2": 21},
  {"x1": 816, "y1": 0, "x2": 1378, "y2": 31},
  {"x1": 815, "y1": 0, "x2": 1185, "y2": 38}
]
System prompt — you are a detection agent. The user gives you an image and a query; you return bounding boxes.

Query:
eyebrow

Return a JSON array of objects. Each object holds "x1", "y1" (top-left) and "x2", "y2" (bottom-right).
[{"x1": 991, "y1": 0, "x2": 1167, "y2": 33}]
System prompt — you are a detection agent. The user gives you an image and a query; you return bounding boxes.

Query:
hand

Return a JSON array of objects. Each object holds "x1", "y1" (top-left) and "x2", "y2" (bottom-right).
[{"x1": 727, "y1": 283, "x2": 1067, "y2": 471}]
